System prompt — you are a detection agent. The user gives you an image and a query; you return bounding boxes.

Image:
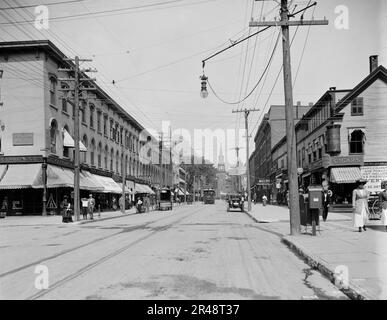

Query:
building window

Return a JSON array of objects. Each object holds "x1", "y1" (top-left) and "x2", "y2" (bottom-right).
[
  {"x1": 318, "y1": 148, "x2": 322, "y2": 159},
  {"x1": 103, "y1": 116, "x2": 107, "y2": 136},
  {"x1": 89, "y1": 105, "x2": 95, "y2": 128},
  {"x1": 349, "y1": 130, "x2": 365, "y2": 154},
  {"x1": 50, "y1": 119, "x2": 58, "y2": 154},
  {"x1": 90, "y1": 139, "x2": 95, "y2": 166},
  {"x1": 308, "y1": 153, "x2": 312, "y2": 164},
  {"x1": 81, "y1": 102, "x2": 87, "y2": 123},
  {"x1": 115, "y1": 124, "x2": 120, "y2": 144},
  {"x1": 351, "y1": 97, "x2": 364, "y2": 116},
  {"x1": 97, "y1": 111, "x2": 102, "y2": 133},
  {"x1": 104, "y1": 145, "x2": 108, "y2": 169},
  {"x1": 116, "y1": 151, "x2": 119, "y2": 173},
  {"x1": 82, "y1": 135, "x2": 88, "y2": 163},
  {"x1": 110, "y1": 148, "x2": 114, "y2": 171},
  {"x1": 63, "y1": 125, "x2": 70, "y2": 158},
  {"x1": 49, "y1": 77, "x2": 57, "y2": 106},
  {"x1": 110, "y1": 120, "x2": 114, "y2": 140}
]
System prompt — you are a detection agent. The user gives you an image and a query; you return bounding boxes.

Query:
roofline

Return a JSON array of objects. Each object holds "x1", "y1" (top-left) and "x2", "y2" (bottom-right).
[
  {"x1": 0, "y1": 40, "x2": 145, "y2": 132},
  {"x1": 334, "y1": 65, "x2": 387, "y2": 112}
]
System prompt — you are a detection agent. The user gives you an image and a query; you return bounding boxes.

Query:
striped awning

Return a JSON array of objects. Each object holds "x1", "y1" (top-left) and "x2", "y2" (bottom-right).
[
  {"x1": 330, "y1": 167, "x2": 361, "y2": 184},
  {"x1": 0, "y1": 164, "x2": 42, "y2": 189}
]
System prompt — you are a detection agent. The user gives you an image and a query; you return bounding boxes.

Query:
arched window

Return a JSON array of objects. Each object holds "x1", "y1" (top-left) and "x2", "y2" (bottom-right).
[
  {"x1": 104, "y1": 145, "x2": 108, "y2": 169},
  {"x1": 50, "y1": 119, "x2": 58, "y2": 154},
  {"x1": 97, "y1": 142, "x2": 102, "y2": 168},
  {"x1": 49, "y1": 76, "x2": 57, "y2": 106},
  {"x1": 349, "y1": 130, "x2": 365, "y2": 154},
  {"x1": 82, "y1": 134, "x2": 88, "y2": 163},
  {"x1": 90, "y1": 138, "x2": 95, "y2": 166},
  {"x1": 110, "y1": 148, "x2": 114, "y2": 171},
  {"x1": 89, "y1": 104, "x2": 95, "y2": 129}
]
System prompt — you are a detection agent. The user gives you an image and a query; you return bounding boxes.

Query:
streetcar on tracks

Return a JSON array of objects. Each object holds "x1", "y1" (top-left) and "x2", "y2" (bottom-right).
[
  {"x1": 203, "y1": 188, "x2": 215, "y2": 204},
  {"x1": 157, "y1": 187, "x2": 173, "y2": 211}
]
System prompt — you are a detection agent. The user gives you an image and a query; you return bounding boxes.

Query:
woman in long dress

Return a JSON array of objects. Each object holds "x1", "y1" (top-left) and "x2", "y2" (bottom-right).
[
  {"x1": 379, "y1": 187, "x2": 387, "y2": 231},
  {"x1": 352, "y1": 179, "x2": 369, "y2": 232}
]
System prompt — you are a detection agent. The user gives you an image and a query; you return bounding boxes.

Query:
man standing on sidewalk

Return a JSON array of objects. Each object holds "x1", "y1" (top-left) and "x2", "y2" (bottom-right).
[
  {"x1": 322, "y1": 188, "x2": 331, "y2": 222},
  {"x1": 87, "y1": 194, "x2": 95, "y2": 220}
]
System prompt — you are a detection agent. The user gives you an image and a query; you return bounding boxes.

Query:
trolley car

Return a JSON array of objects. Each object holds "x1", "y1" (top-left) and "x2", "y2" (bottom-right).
[{"x1": 157, "y1": 187, "x2": 172, "y2": 211}]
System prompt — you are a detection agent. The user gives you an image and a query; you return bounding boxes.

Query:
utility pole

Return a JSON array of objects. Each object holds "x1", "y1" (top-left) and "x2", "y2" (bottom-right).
[
  {"x1": 232, "y1": 108, "x2": 259, "y2": 212},
  {"x1": 250, "y1": 0, "x2": 328, "y2": 234},
  {"x1": 59, "y1": 57, "x2": 96, "y2": 221},
  {"x1": 121, "y1": 144, "x2": 126, "y2": 214},
  {"x1": 230, "y1": 146, "x2": 242, "y2": 193}
]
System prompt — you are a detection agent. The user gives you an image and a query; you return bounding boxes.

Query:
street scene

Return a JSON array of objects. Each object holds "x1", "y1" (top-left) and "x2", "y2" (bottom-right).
[{"x1": 0, "y1": 0, "x2": 386, "y2": 302}]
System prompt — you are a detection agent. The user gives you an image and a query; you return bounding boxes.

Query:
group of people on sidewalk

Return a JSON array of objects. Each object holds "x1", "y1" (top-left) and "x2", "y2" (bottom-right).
[{"x1": 60, "y1": 194, "x2": 95, "y2": 223}]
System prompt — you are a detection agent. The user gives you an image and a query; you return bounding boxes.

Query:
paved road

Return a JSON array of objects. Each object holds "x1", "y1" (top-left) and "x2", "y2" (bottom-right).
[{"x1": 0, "y1": 202, "x2": 348, "y2": 300}]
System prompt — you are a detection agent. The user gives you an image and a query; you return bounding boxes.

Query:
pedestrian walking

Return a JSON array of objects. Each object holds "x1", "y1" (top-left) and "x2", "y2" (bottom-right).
[
  {"x1": 322, "y1": 188, "x2": 331, "y2": 222},
  {"x1": 378, "y1": 186, "x2": 387, "y2": 231},
  {"x1": 262, "y1": 194, "x2": 267, "y2": 206},
  {"x1": 352, "y1": 178, "x2": 369, "y2": 232},
  {"x1": 136, "y1": 197, "x2": 143, "y2": 213},
  {"x1": 61, "y1": 195, "x2": 72, "y2": 223},
  {"x1": 81, "y1": 197, "x2": 88, "y2": 220},
  {"x1": 87, "y1": 194, "x2": 95, "y2": 220},
  {"x1": 119, "y1": 195, "x2": 125, "y2": 212}
]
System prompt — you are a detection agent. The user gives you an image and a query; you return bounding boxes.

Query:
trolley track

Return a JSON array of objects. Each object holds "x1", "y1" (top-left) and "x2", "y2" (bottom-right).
[
  {"x1": 0, "y1": 205, "x2": 201, "y2": 280},
  {"x1": 24, "y1": 205, "x2": 204, "y2": 299}
]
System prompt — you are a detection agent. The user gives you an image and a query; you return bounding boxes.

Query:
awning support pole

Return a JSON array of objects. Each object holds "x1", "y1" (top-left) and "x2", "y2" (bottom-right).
[{"x1": 42, "y1": 157, "x2": 47, "y2": 216}]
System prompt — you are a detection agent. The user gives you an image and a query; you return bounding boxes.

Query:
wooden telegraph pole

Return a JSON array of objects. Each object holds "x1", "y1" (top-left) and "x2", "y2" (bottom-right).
[
  {"x1": 59, "y1": 57, "x2": 96, "y2": 221},
  {"x1": 250, "y1": 0, "x2": 328, "y2": 234},
  {"x1": 232, "y1": 108, "x2": 259, "y2": 212}
]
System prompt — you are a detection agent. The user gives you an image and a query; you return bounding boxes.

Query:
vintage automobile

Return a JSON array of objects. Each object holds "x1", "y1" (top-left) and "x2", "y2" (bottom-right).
[{"x1": 226, "y1": 194, "x2": 244, "y2": 212}]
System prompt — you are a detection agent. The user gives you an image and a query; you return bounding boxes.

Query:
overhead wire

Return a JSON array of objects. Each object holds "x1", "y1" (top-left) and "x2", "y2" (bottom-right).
[{"x1": 206, "y1": 29, "x2": 280, "y2": 105}]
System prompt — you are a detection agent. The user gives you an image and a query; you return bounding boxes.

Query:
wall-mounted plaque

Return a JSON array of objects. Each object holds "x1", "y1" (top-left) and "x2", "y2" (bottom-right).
[{"x1": 12, "y1": 133, "x2": 34, "y2": 146}]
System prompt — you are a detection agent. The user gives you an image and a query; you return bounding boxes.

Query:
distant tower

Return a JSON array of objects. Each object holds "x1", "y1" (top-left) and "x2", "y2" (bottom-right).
[{"x1": 218, "y1": 145, "x2": 225, "y2": 172}]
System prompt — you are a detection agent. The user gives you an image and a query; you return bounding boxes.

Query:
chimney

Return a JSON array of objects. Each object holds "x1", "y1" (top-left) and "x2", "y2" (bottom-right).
[
  {"x1": 369, "y1": 55, "x2": 378, "y2": 73},
  {"x1": 329, "y1": 87, "x2": 336, "y2": 91}
]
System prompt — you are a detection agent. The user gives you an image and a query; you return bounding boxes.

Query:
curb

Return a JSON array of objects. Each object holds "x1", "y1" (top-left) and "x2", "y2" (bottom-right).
[
  {"x1": 281, "y1": 235, "x2": 377, "y2": 300},
  {"x1": 74, "y1": 210, "x2": 138, "y2": 225},
  {"x1": 243, "y1": 210, "x2": 280, "y2": 223}
]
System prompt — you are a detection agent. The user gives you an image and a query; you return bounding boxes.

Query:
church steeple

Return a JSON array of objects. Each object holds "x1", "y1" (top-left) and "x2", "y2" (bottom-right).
[{"x1": 218, "y1": 144, "x2": 225, "y2": 172}]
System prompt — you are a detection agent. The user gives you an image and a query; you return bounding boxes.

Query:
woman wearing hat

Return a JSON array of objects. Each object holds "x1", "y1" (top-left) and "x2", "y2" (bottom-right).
[
  {"x1": 378, "y1": 184, "x2": 387, "y2": 231},
  {"x1": 352, "y1": 178, "x2": 369, "y2": 232}
]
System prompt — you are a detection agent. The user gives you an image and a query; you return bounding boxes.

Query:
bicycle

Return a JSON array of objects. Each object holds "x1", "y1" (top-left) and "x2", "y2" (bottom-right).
[{"x1": 368, "y1": 197, "x2": 382, "y2": 220}]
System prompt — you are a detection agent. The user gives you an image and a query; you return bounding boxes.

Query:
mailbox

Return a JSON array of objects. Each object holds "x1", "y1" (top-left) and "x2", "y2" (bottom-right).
[{"x1": 308, "y1": 185, "x2": 323, "y2": 209}]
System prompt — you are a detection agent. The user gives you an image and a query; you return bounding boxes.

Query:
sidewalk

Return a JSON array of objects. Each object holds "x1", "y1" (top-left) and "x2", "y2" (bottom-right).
[
  {"x1": 245, "y1": 203, "x2": 387, "y2": 300},
  {"x1": 0, "y1": 207, "x2": 138, "y2": 227},
  {"x1": 0, "y1": 203, "x2": 190, "y2": 227}
]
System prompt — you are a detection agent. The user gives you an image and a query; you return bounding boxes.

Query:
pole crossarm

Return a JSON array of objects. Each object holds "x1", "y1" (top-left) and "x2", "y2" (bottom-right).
[{"x1": 249, "y1": 20, "x2": 328, "y2": 27}]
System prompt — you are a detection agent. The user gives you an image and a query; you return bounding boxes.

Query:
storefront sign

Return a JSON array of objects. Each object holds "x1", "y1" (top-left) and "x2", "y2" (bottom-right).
[
  {"x1": 257, "y1": 179, "x2": 271, "y2": 186},
  {"x1": 323, "y1": 154, "x2": 364, "y2": 168},
  {"x1": 360, "y1": 166, "x2": 387, "y2": 193},
  {"x1": 12, "y1": 133, "x2": 34, "y2": 146}
]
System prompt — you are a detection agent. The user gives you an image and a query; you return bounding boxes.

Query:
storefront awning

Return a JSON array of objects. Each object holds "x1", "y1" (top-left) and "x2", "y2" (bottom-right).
[
  {"x1": 177, "y1": 188, "x2": 185, "y2": 196},
  {"x1": 330, "y1": 167, "x2": 361, "y2": 184},
  {"x1": 63, "y1": 129, "x2": 87, "y2": 151},
  {"x1": 0, "y1": 164, "x2": 42, "y2": 189},
  {"x1": 91, "y1": 174, "x2": 122, "y2": 193},
  {"x1": 135, "y1": 183, "x2": 154, "y2": 194},
  {"x1": 33, "y1": 165, "x2": 74, "y2": 189}
]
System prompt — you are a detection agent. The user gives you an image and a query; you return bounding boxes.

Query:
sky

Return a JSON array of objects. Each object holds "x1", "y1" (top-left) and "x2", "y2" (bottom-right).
[{"x1": 0, "y1": 0, "x2": 384, "y2": 167}]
